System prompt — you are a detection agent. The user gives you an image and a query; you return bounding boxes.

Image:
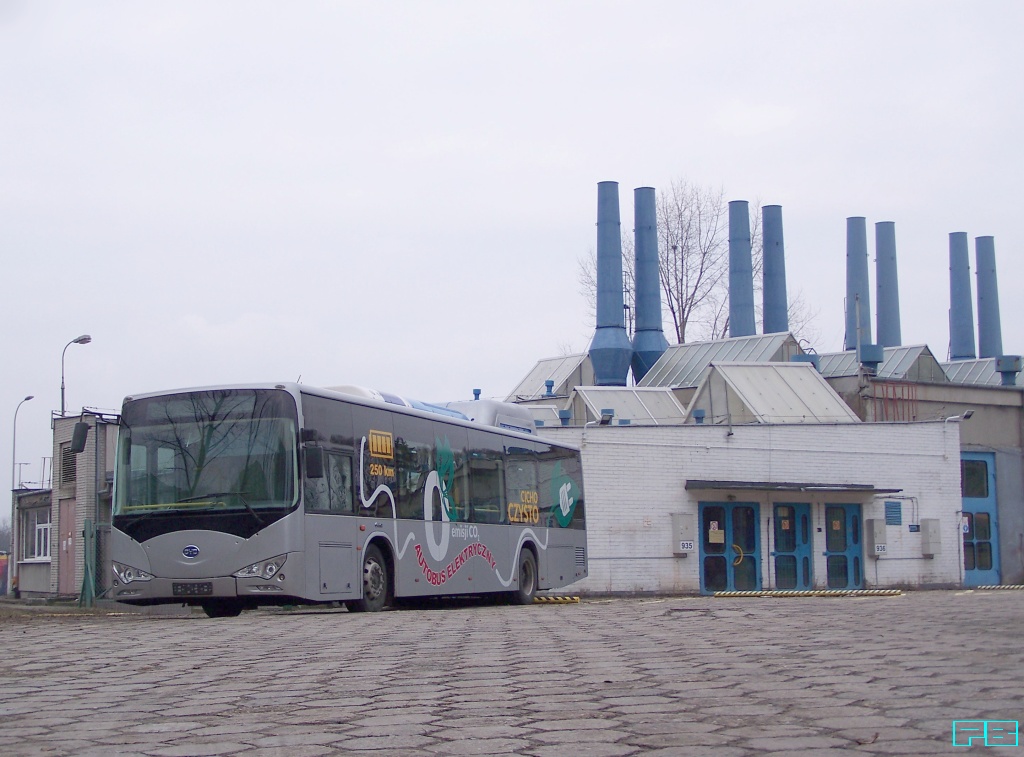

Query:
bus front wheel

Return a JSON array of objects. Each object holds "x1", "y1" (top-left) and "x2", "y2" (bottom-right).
[
  {"x1": 511, "y1": 549, "x2": 537, "y2": 605},
  {"x1": 349, "y1": 544, "x2": 390, "y2": 612}
]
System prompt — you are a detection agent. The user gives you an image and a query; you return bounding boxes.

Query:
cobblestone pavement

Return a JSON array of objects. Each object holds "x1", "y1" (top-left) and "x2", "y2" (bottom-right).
[{"x1": 1, "y1": 590, "x2": 1022, "y2": 756}]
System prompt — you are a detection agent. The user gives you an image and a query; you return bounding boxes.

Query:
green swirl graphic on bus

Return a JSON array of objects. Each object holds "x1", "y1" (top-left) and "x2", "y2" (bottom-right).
[
  {"x1": 435, "y1": 436, "x2": 460, "y2": 522},
  {"x1": 551, "y1": 462, "x2": 580, "y2": 528}
]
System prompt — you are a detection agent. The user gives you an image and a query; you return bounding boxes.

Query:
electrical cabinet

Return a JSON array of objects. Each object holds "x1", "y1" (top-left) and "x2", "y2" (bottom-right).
[
  {"x1": 864, "y1": 518, "x2": 887, "y2": 558},
  {"x1": 921, "y1": 518, "x2": 941, "y2": 556},
  {"x1": 670, "y1": 513, "x2": 696, "y2": 556}
]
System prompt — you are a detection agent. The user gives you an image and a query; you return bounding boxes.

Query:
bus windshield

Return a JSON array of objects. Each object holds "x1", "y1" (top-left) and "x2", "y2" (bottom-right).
[{"x1": 114, "y1": 389, "x2": 298, "y2": 517}]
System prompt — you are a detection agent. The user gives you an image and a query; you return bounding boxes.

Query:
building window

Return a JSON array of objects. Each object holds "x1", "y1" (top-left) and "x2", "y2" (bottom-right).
[
  {"x1": 961, "y1": 459, "x2": 988, "y2": 499},
  {"x1": 22, "y1": 508, "x2": 51, "y2": 560}
]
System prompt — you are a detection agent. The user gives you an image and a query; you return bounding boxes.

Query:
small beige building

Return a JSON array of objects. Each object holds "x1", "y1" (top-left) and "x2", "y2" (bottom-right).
[{"x1": 11, "y1": 412, "x2": 117, "y2": 598}]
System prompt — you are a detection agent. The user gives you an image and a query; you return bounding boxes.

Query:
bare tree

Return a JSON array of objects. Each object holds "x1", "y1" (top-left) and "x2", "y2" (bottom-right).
[{"x1": 657, "y1": 181, "x2": 731, "y2": 342}]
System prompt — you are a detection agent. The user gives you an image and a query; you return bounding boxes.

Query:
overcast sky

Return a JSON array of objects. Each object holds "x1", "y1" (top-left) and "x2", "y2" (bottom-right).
[{"x1": 3, "y1": 2, "x2": 1022, "y2": 500}]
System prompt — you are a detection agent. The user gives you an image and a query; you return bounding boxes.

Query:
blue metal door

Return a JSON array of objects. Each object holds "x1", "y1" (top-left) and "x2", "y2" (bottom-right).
[
  {"x1": 772, "y1": 503, "x2": 812, "y2": 590},
  {"x1": 823, "y1": 504, "x2": 863, "y2": 589},
  {"x1": 962, "y1": 452, "x2": 1000, "y2": 586},
  {"x1": 699, "y1": 502, "x2": 761, "y2": 594}
]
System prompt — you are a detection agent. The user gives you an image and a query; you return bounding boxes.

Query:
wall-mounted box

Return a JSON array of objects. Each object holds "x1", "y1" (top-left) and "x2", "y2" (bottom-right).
[
  {"x1": 670, "y1": 513, "x2": 696, "y2": 556},
  {"x1": 921, "y1": 518, "x2": 941, "y2": 556},
  {"x1": 864, "y1": 518, "x2": 887, "y2": 558}
]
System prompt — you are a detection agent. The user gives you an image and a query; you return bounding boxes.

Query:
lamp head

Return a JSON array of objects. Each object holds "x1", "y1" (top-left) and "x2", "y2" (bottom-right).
[
  {"x1": 73, "y1": 334, "x2": 92, "y2": 345},
  {"x1": 24, "y1": 395, "x2": 34, "y2": 402}
]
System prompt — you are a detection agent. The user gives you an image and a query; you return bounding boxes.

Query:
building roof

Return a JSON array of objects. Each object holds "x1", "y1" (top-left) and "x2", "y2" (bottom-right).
[
  {"x1": 638, "y1": 332, "x2": 801, "y2": 389},
  {"x1": 941, "y1": 358, "x2": 1003, "y2": 386},
  {"x1": 524, "y1": 404, "x2": 566, "y2": 427},
  {"x1": 685, "y1": 362, "x2": 862, "y2": 424},
  {"x1": 506, "y1": 353, "x2": 590, "y2": 401},
  {"x1": 573, "y1": 386, "x2": 688, "y2": 425},
  {"x1": 817, "y1": 345, "x2": 947, "y2": 382}
]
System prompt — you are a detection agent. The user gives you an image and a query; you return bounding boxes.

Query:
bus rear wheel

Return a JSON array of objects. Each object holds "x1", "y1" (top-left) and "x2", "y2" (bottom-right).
[
  {"x1": 511, "y1": 549, "x2": 537, "y2": 605},
  {"x1": 201, "y1": 600, "x2": 243, "y2": 618},
  {"x1": 349, "y1": 544, "x2": 390, "y2": 612}
]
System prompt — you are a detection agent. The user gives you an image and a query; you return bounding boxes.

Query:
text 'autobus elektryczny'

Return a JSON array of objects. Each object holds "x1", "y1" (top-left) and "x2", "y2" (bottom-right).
[{"x1": 110, "y1": 383, "x2": 587, "y2": 617}]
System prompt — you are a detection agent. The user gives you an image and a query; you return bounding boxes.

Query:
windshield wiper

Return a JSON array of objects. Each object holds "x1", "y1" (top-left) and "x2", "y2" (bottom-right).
[{"x1": 178, "y1": 491, "x2": 264, "y2": 527}]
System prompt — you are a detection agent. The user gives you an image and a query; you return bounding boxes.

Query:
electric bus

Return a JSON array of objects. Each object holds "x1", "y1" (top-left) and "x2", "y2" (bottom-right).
[{"x1": 110, "y1": 383, "x2": 586, "y2": 617}]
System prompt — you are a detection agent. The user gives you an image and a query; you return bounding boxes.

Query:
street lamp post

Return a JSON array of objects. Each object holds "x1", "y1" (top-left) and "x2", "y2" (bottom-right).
[
  {"x1": 10, "y1": 395, "x2": 34, "y2": 595},
  {"x1": 61, "y1": 334, "x2": 92, "y2": 416}
]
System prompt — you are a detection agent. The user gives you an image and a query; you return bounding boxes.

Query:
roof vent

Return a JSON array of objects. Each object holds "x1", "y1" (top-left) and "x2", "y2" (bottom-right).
[
  {"x1": 996, "y1": 355, "x2": 1022, "y2": 387},
  {"x1": 860, "y1": 344, "x2": 884, "y2": 374}
]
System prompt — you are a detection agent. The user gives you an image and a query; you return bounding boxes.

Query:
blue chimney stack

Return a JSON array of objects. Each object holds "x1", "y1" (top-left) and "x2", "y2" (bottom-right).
[
  {"x1": 761, "y1": 205, "x2": 788, "y2": 334},
  {"x1": 949, "y1": 232, "x2": 976, "y2": 361},
  {"x1": 975, "y1": 236, "x2": 1002, "y2": 359},
  {"x1": 588, "y1": 181, "x2": 633, "y2": 386},
  {"x1": 631, "y1": 186, "x2": 668, "y2": 381},
  {"x1": 844, "y1": 217, "x2": 872, "y2": 352},
  {"x1": 875, "y1": 221, "x2": 902, "y2": 347},
  {"x1": 728, "y1": 200, "x2": 756, "y2": 337}
]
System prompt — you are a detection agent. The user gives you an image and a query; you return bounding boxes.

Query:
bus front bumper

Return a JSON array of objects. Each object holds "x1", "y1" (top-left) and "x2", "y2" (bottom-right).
[{"x1": 112, "y1": 574, "x2": 299, "y2": 602}]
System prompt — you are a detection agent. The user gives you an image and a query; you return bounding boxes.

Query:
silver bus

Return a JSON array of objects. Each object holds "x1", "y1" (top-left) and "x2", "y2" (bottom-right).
[{"x1": 110, "y1": 383, "x2": 587, "y2": 617}]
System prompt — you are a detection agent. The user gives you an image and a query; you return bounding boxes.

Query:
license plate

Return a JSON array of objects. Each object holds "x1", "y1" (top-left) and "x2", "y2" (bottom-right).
[{"x1": 172, "y1": 582, "x2": 213, "y2": 596}]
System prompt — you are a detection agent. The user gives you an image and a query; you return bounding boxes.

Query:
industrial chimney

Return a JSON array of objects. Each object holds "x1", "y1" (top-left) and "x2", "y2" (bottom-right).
[
  {"x1": 975, "y1": 236, "x2": 1003, "y2": 359},
  {"x1": 588, "y1": 181, "x2": 633, "y2": 386},
  {"x1": 761, "y1": 205, "x2": 788, "y2": 334},
  {"x1": 874, "y1": 221, "x2": 902, "y2": 347},
  {"x1": 948, "y1": 232, "x2": 976, "y2": 361},
  {"x1": 844, "y1": 217, "x2": 872, "y2": 352},
  {"x1": 631, "y1": 187, "x2": 668, "y2": 382},
  {"x1": 728, "y1": 200, "x2": 756, "y2": 337}
]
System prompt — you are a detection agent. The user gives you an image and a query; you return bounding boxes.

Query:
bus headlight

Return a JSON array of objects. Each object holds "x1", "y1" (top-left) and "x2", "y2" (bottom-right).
[
  {"x1": 112, "y1": 562, "x2": 154, "y2": 585},
  {"x1": 233, "y1": 555, "x2": 287, "y2": 580}
]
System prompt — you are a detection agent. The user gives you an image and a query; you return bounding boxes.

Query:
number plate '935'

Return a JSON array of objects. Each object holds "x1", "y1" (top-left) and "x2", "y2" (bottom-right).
[{"x1": 172, "y1": 582, "x2": 213, "y2": 596}]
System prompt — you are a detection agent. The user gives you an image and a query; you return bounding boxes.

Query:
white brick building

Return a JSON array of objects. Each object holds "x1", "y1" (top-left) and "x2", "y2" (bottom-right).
[{"x1": 541, "y1": 421, "x2": 962, "y2": 594}]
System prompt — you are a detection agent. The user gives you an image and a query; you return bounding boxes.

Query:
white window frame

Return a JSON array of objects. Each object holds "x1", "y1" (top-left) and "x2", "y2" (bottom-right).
[{"x1": 22, "y1": 508, "x2": 52, "y2": 561}]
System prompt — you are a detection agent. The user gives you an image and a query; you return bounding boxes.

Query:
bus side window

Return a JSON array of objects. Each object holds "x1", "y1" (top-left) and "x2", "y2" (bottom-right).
[
  {"x1": 448, "y1": 447, "x2": 470, "y2": 521},
  {"x1": 328, "y1": 455, "x2": 353, "y2": 514},
  {"x1": 505, "y1": 449, "x2": 537, "y2": 521},
  {"x1": 305, "y1": 453, "x2": 353, "y2": 514},
  {"x1": 304, "y1": 471, "x2": 328, "y2": 511},
  {"x1": 468, "y1": 431, "x2": 506, "y2": 525},
  {"x1": 394, "y1": 417, "x2": 436, "y2": 520},
  {"x1": 436, "y1": 428, "x2": 469, "y2": 522}
]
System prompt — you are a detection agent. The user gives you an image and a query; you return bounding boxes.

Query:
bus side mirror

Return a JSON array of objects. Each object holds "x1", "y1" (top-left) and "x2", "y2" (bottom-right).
[
  {"x1": 71, "y1": 422, "x2": 90, "y2": 454},
  {"x1": 305, "y1": 447, "x2": 324, "y2": 479}
]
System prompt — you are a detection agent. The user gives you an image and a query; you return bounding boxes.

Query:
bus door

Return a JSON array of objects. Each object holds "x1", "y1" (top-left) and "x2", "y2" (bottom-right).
[
  {"x1": 772, "y1": 503, "x2": 812, "y2": 590},
  {"x1": 823, "y1": 504, "x2": 863, "y2": 589},
  {"x1": 699, "y1": 502, "x2": 761, "y2": 594},
  {"x1": 304, "y1": 450, "x2": 360, "y2": 599},
  {"x1": 962, "y1": 452, "x2": 999, "y2": 586}
]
